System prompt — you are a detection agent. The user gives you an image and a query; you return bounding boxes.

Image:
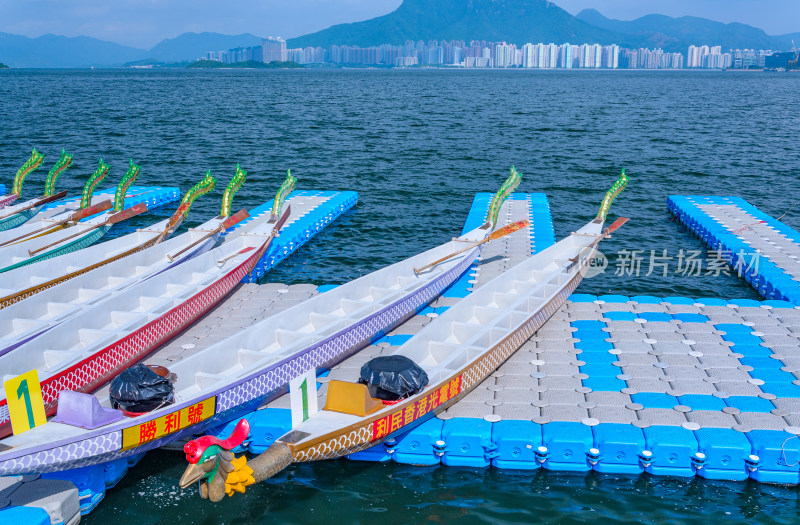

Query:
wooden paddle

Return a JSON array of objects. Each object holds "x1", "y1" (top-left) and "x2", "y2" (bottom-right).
[
  {"x1": 167, "y1": 209, "x2": 250, "y2": 262},
  {"x1": 414, "y1": 219, "x2": 530, "y2": 275},
  {"x1": 0, "y1": 199, "x2": 113, "y2": 247},
  {"x1": 0, "y1": 190, "x2": 68, "y2": 219},
  {"x1": 28, "y1": 203, "x2": 148, "y2": 257},
  {"x1": 217, "y1": 206, "x2": 290, "y2": 265}
]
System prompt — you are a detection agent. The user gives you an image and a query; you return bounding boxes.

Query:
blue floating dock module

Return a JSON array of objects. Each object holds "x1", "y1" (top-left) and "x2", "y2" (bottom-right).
[
  {"x1": 541, "y1": 422, "x2": 593, "y2": 472},
  {"x1": 643, "y1": 426, "x2": 698, "y2": 477},
  {"x1": 40, "y1": 185, "x2": 180, "y2": 214},
  {"x1": 440, "y1": 418, "x2": 494, "y2": 467},
  {"x1": 207, "y1": 408, "x2": 292, "y2": 455},
  {"x1": 491, "y1": 420, "x2": 542, "y2": 470},
  {"x1": 0, "y1": 507, "x2": 50, "y2": 525},
  {"x1": 0, "y1": 478, "x2": 80, "y2": 525},
  {"x1": 591, "y1": 423, "x2": 645, "y2": 474},
  {"x1": 668, "y1": 195, "x2": 800, "y2": 304},
  {"x1": 0, "y1": 184, "x2": 5, "y2": 195},
  {"x1": 231, "y1": 190, "x2": 358, "y2": 283},
  {"x1": 391, "y1": 417, "x2": 444, "y2": 466},
  {"x1": 442, "y1": 192, "x2": 555, "y2": 299},
  {"x1": 747, "y1": 430, "x2": 800, "y2": 484},
  {"x1": 693, "y1": 428, "x2": 751, "y2": 481}
]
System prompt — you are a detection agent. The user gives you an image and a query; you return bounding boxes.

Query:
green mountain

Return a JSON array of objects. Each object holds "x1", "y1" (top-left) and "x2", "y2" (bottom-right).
[
  {"x1": 146, "y1": 32, "x2": 262, "y2": 62},
  {"x1": 288, "y1": 0, "x2": 635, "y2": 48},
  {"x1": 0, "y1": 32, "x2": 144, "y2": 68},
  {"x1": 576, "y1": 8, "x2": 793, "y2": 51}
]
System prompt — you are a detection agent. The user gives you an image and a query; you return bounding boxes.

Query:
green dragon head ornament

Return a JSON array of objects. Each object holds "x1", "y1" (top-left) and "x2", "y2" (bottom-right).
[
  {"x1": 220, "y1": 164, "x2": 247, "y2": 217},
  {"x1": 486, "y1": 166, "x2": 522, "y2": 231},
  {"x1": 44, "y1": 150, "x2": 73, "y2": 197},
  {"x1": 13, "y1": 148, "x2": 45, "y2": 196},
  {"x1": 595, "y1": 168, "x2": 629, "y2": 223},
  {"x1": 112, "y1": 160, "x2": 141, "y2": 211},
  {"x1": 80, "y1": 159, "x2": 110, "y2": 209}
]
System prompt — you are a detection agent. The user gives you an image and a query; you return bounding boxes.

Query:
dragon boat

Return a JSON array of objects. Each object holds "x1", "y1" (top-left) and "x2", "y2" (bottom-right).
[
  {"x1": 177, "y1": 170, "x2": 629, "y2": 502},
  {"x1": 0, "y1": 155, "x2": 148, "y2": 247},
  {"x1": 0, "y1": 160, "x2": 152, "y2": 273},
  {"x1": 0, "y1": 172, "x2": 297, "y2": 440},
  {"x1": 0, "y1": 169, "x2": 226, "y2": 311},
  {"x1": 0, "y1": 170, "x2": 243, "y2": 358},
  {"x1": 0, "y1": 149, "x2": 71, "y2": 228},
  {"x1": 0, "y1": 170, "x2": 524, "y2": 474}
]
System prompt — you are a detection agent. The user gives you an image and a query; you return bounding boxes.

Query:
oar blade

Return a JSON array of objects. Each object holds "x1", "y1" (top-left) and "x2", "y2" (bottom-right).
[
  {"x1": 607, "y1": 217, "x2": 630, "y2": 234},
  {"x1": 222, "y1": 209, "x2": 250, "y2": 231},
  {"x1": 274, "y1": 205, "x2": 291, "y2": 232},
  {"x1": 108, "y1": 203, "x2": 148, "y2": 225},
  {"x1": 33, "y1": 190, "x2": 68, "y2": 208},
  {"x1": 70, "y1": 199, "x2": 112, "y2": 222},
  {"x1": 488, "y1": 219, "x2": 530, "y2": 241}
]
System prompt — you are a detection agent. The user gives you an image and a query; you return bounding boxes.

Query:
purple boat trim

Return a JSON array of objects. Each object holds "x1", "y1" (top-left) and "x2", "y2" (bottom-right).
[{"x1": 0, "y1": 247, "x2": 478, "y2": 475}]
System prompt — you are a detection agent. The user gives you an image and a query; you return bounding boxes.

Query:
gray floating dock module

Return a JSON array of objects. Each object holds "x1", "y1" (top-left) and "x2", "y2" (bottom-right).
[{"x1": 668, "y1": 195, "x2": 800, "y2": 304}]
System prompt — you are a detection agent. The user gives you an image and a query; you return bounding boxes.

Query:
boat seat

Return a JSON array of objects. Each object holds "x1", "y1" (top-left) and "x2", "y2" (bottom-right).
[
  {"x1": 51, "y1": 391, "x2": 124, "y2": 429},
  {"x1": 323, "y1": 380, "x2": 383, "y2": 417}
]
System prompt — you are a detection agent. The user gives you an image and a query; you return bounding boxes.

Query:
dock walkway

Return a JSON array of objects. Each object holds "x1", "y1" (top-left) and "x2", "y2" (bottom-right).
[{"x1": 669, "y1": 195, "x2": 800, "y2": 304}]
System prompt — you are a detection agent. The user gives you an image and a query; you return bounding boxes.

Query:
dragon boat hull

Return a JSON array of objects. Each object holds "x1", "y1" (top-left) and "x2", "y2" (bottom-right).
[
  {"x1": 0, "y1": 218, "x2": 226, "y2": 358},
  {"x1": 0, "y1": 223, "x2": 485, "y2": 474},
  {"x1": 0, "y1": 194, "x2": 19, "y2": 210},
  {"x1": 277, "y1": 221, "x2": 602, "y2": 465},
  {"x1": 174, "y1": 172, "x2": 628, "y2": 503}
]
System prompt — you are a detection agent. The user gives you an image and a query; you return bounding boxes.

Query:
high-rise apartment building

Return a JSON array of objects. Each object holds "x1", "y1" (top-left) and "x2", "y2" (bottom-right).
[{"x1": 262, "y1": 37, "x2": 287, "y2": 63}]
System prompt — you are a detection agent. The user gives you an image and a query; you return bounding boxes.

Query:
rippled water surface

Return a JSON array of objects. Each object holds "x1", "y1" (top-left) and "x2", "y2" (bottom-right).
[{"x1": 2, "y1": 69, "x2": 800, "y2": 522}]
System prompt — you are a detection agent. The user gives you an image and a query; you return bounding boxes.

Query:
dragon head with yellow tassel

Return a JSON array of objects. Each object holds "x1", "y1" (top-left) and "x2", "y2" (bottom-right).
[{"x1": 179, "y1": 419, "x2": 255, "y2": 501}]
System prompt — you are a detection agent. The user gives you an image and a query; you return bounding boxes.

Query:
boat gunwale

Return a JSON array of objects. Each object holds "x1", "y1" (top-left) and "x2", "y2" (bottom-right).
[
  {"x1": 0, "y1": 228, "x2": 273, "y2": 438},
  {"x1": 282, "y1": 231, "x2": 599, "y2": 457},
  {"x1": 0, "y1": 241, "x2": 479, "y2": 468}
]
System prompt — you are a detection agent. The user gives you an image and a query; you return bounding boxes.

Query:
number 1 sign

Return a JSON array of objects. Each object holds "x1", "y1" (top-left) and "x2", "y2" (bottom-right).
[
  {"x1": 4, "y1": 369, "x2": 47, "y2": 435},
  {"x1": 289, "y1": 369, "x2": 318, "y2": 429}
]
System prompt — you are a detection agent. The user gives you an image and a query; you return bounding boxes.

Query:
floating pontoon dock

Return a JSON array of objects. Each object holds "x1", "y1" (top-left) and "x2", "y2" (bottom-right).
[
  {"x1": 6, "y1": 192, "x2": 800, "y2": 524},
  {"x1": 669, "y1": 195, "x2": 800, "y2": 304}
]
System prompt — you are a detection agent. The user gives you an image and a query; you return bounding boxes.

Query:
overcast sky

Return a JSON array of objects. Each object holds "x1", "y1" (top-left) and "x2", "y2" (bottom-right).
[{"x1": 0, "y1": 0, "x2": 796, "y2": 49}]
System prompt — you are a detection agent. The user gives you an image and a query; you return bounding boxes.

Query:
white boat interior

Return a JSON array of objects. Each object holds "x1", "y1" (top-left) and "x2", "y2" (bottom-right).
[
  {"x1": 0, "y1": 192, "x2": 122, "y2": 245},
  {"x1": 0, "y1": 209, "x2": 115, "y2": 267},
  {"x1": 287, "y1": 220, "x2": 603, "y2": 442},
  {"x1": 0, "y1": 232, "x2": 265, "y2": 389},
  {"x1": 0, "y1": 222, "x2": 488, "y2": 452},
  {"x1": 0, "y1": 215, "x2": 225, "y2": 353}
]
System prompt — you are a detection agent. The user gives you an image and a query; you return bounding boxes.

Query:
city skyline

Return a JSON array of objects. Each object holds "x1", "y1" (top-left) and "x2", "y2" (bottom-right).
[
  {"x1": 0, "y1": 0, "x2": 798, "y2": 49},
  {"x1": 205, "y1": 38, "x2": 776, "y2": 70}
]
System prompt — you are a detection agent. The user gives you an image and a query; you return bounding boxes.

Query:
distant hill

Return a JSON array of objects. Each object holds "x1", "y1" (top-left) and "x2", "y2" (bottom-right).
[
  {"x1": 0, "y1": 31, "x2": 261, "y2": 67},
  {"x1": 288, "y1": 0, "x2": 635, "y2": 48},
  {"x1": 576, "y1": 8, "x2": 793, "y2": 51},
  {"x1": 0, "y1": 32, "x2": 144, "y2": 67},
  {"x1": 145, "y1": 32, "x2": 262, "y2": 62},
  {"x1": 0, "y1": 62, "x2": 8, "y2": 69}
]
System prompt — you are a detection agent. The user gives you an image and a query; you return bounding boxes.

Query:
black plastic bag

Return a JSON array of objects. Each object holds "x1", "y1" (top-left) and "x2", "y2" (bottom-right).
[
  {"x1": 359, "y1": 355, "x2": 429, "y2": 401},
  {"x1": 109, "y1": 364, "x2": 175, "y2": 413}
]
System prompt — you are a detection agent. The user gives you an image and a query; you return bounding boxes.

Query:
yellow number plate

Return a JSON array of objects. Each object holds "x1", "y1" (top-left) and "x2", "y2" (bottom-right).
[
  {"x1": 4, "y1": 369, "x2": 47, "y2": 435},
  {"x1": 122, "y1": 397, "x2": 216, "y2": 451}
]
